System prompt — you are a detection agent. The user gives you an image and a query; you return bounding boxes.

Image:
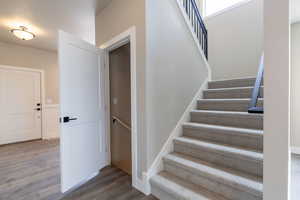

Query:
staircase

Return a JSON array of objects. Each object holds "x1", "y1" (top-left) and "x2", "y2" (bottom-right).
[{"x1": 150, "y1": 77, "x2": 264, "y2": 200}]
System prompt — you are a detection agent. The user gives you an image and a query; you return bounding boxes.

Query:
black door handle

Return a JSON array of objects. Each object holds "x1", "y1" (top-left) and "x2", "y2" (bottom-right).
[{"x1": 62, "y1": 116, "x2": 78, "y2": 123}]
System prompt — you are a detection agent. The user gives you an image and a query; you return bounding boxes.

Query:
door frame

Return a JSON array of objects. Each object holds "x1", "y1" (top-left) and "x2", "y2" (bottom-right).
[
  {"x1": 0, "y1": 64, "x2": 46, "y2": 140},
  {"x1": 100, "y1": 27, "x2": 139, "y2": 189}
]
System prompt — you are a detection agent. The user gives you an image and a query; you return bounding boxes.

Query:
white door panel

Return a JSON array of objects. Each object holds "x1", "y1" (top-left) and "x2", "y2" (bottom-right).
[
  {"x1": 59, "y1": 31, "x2": 106, "y2": 193},
  {"x1": 62, "y1": 124, "x2": 101, "y2": 186},
  {"x1": 0, "y1": 67, "x2": 42, "y2": 145}
]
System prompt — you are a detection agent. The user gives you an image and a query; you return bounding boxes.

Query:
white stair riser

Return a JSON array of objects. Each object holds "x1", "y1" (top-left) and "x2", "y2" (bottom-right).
[
  {"x1": 151, "y1": 76, "x2": 265, "y2": 200},
  {"x1": 191, "y1": 112, "x2": 263, "y2": 130},
  {"x1": 198, "y1": 99, "x2": 263, "y2": 112},
  {"x1": 151, "y1": 184, "x2": 178, "y2": 200},
  {"x1": 174, "y1": 141, "x2": 263, "y2": 177},
  {"x1": 150, "y1": 173, "x2": 227, "y2": 200},
  {"x1": 164, "y1": 161, "x2": 262, "y2": 200},
  {"x1": 203, "y1": 87, "x2": 264, "y2": 99},
  {"x1": 183, "y1": 126, "x2": 263, "y2": 151},
  {"x1": 208, "y1": 78, "x2": 263, "y2": 89}
]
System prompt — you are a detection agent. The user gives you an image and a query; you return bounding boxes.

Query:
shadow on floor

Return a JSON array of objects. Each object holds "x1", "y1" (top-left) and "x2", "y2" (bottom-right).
[{"x1": 61, "y1": 166, "x2": 157, "y2": 200}]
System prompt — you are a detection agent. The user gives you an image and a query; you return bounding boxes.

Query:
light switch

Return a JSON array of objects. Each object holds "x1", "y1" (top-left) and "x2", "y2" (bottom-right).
[
  {"x1": 46, "y1": 98, "x2": 53, "y2": 104},
  {"x1": 113, "y1": 98, "x2": 118, "y2": 105}
]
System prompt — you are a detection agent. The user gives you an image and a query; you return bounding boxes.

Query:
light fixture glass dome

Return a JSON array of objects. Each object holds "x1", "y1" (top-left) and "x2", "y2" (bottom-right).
[{"x1": 11, "y1": 26, "x2": 35, "y2": 40}]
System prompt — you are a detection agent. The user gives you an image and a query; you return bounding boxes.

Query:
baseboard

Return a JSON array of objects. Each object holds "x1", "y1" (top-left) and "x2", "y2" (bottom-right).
[
  {"x1": 43, "y1": 132, "x2": 59, "y2": 140},
  {"x1": 142, "y1": 79, "x2": 209, "y2": 195},
  {"x1": 133, "y1": 177, "x2": 149, "y2": 195},
  {"x1": 291, "y1": 146, "x2": 300, "y2": 155}
]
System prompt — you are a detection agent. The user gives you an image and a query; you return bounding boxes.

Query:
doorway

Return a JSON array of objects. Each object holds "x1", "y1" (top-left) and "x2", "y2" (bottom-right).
[
  {"x1": 0, "y1": 65, "x2": 43, "y2": 145},
  {"x1": 109, "y1": 43, "x2": 132, "y2": 175},
  {"x1": 101, "y1": 27, "x2": 139, "y2": 191}
]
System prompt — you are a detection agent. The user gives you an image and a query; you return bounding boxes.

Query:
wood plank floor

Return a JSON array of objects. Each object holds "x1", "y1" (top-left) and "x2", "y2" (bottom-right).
[{"x1": 0, "y1": 140, "x2": 157, "y2": 200}]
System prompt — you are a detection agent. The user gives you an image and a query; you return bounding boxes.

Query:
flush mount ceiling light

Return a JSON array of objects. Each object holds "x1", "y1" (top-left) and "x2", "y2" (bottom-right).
[{"x1": 10, "y1": 26, "x2": 35, "y2": 41}]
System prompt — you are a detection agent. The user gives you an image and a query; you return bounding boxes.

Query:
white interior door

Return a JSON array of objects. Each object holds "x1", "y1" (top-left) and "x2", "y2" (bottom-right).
[
  {"x1": 58, "y1": 31, "x2": 106, "y2": 193},
  {"x1": 0, "y1": 67, "x2": 42, "y2": 145}
]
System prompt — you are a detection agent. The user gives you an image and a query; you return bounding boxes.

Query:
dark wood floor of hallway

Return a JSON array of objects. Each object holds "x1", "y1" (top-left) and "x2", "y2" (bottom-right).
[{"x1": 0, "y1": 139, "x2": 157, "y2": 200}]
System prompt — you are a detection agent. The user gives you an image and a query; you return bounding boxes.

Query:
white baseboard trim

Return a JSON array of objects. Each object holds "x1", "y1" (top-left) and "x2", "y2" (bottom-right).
[
  {"x1": 43, "y1": 132, "x2": 59, "y2": 140},
  {"x1": 291, "y1": 146, "x2": 300, "y2": 155},
  {"x1": 142, "y1": 79, "x2": 209, "y2": 195},
  {"x1": 133, "y1": 177, "x2": 148, "y2": 195}
]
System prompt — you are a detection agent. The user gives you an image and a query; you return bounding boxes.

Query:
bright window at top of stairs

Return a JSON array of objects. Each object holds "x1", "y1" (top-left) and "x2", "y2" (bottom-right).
[{"x1": 205, "y1": 0, "x2": 248, "y2": 16}]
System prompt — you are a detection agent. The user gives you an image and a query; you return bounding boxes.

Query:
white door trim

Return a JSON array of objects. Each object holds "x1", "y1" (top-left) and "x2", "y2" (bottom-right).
[
  {"x1": 0, "y1": 64, "x2": 46, "y2": 140},
  {"x1": 100, "y1": 27, "x2": 140, "y2": 191}
]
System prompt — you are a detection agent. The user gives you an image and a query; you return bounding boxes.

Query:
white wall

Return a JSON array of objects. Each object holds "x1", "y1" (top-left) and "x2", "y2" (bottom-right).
[
  {"x1": 145, "y1": 0, "x2": 209, "y2": 168},
  {"x1": 95, "y1": 0, "x2": 147, "y2": 179},
  {"x1": 44, "y1": 105, "x2": 60, "y2": 139},
  {"x1": 291, "y1": 23, "x2": 300, "y2": 150},
  {"x1": 197, "y1": 0, "x2": 205, "y2": 16},
  {"x1": 264, "y1": 0, "x2": 291, "y2": 199},
  {"x1": 0, "y1": 41, "x2": 59, "y2": 104},
  {"x1": 205, "y1": 0, "x2": 263, "y2": 80}
]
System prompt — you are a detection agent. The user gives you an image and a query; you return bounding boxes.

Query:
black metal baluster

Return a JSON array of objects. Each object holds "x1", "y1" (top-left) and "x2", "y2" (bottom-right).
[{"x1": 182, "y1": 0, "x2": 208, "y2": 59}]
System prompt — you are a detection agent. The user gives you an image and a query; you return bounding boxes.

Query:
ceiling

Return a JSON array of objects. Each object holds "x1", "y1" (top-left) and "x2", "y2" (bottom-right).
[
  {"x1": 292, "y1": 0, "x2": 300, "y2": 24},
  {"x1": 0, "y1": 0, "x2": 111, "y2": 52},
  {"x1": 3, "y1": 0, "x2": 298, "y2": 52}
]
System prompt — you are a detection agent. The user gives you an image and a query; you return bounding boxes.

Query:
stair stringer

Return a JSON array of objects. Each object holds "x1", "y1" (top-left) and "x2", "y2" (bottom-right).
[{"x1": 143, "y1": 79, "x2": 209, "y2": 195}]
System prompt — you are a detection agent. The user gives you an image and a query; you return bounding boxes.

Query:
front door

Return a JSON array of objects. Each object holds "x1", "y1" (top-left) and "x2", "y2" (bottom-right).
[
  {"x1": 0, "y1": 67, "x2": 42, "y2": 145},
  {"x1": 58, "y1": 31, "x2": 106, "y2": 192}
]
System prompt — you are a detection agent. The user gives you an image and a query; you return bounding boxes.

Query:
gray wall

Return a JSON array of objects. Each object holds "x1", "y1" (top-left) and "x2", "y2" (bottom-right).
[
  {"x1": 95, "y1": 0, "x2": 147, "y2": 178},
  {"x1": 96, "y1": 0, "x2": 210, "y2": 176},
  {"x1": 145, "y1": 0, "x2": 209, "y2": 168},
  {"x1": 263, "y1": 0, "x2": 290, "y2": 198},
  {"x1": 205, "y1": 0, "x2": 263, "y2": 80},
  {"x1": 0, "y1": 41, "x2": 59, "y2": 104},
  {"x1": 291, "y1": 23, "x2": 300, "y2": 149}
]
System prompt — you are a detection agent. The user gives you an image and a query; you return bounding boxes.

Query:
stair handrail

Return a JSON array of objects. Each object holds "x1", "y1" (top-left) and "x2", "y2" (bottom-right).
[
  {"x1": 248, "y1": 53, "x2": 264, "y2": 113},
  {"x1": 181, "y1": 0, "x2": 208, "y2": 59},
  {"x1": 112, "y1": 116, "x2": 131, "y2": 131}
]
